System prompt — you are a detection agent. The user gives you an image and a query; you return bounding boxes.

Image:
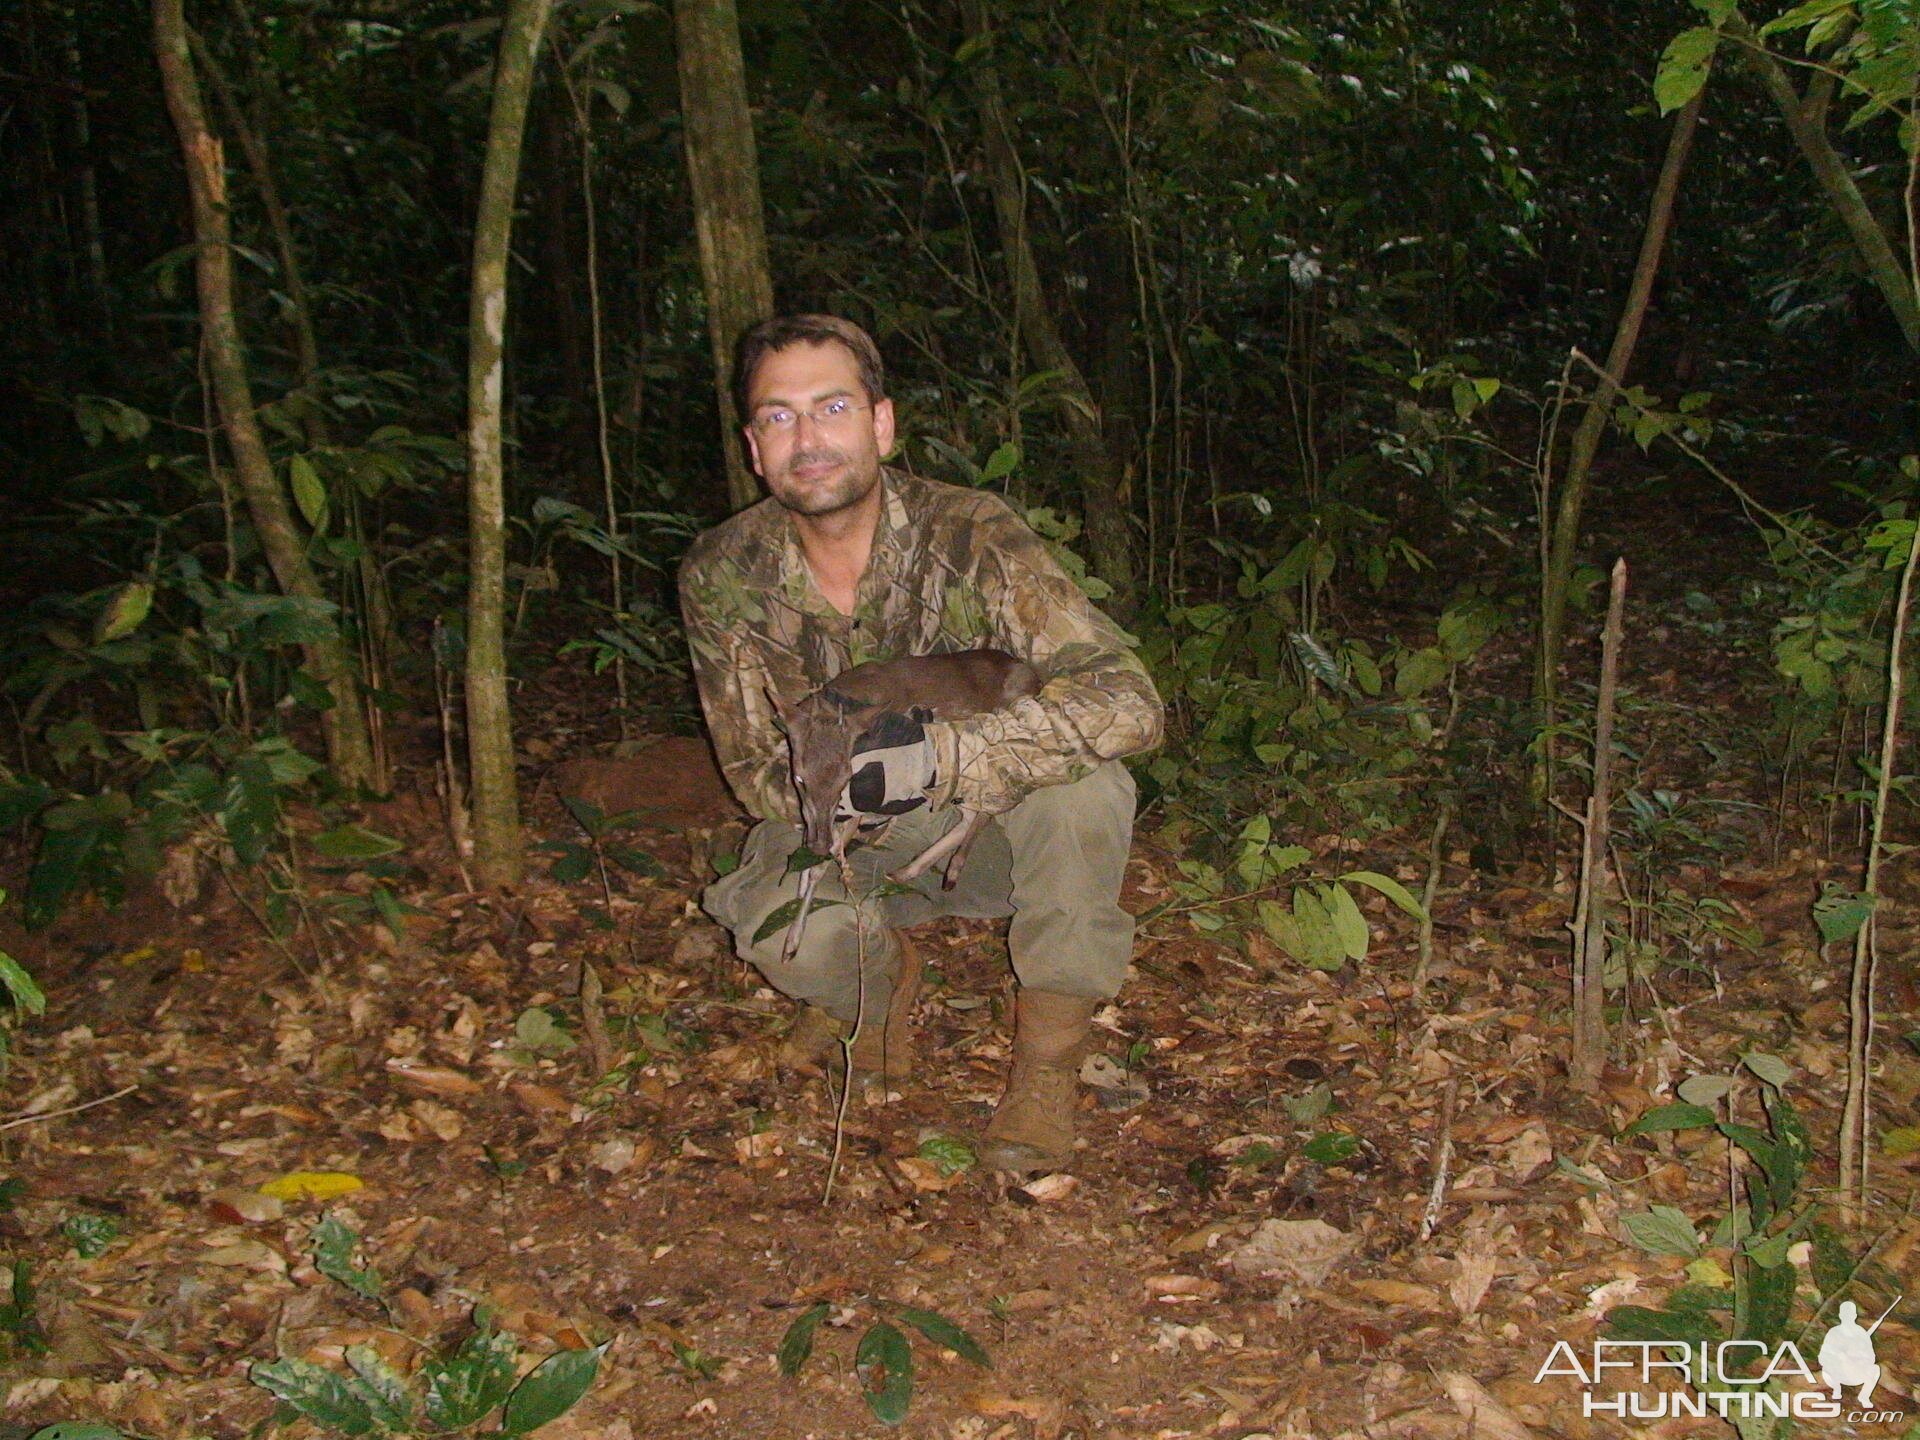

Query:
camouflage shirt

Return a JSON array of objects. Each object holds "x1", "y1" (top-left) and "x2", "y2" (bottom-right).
[{"x1": 677, "y1": 468, "x2": 1164, "y2": 824}]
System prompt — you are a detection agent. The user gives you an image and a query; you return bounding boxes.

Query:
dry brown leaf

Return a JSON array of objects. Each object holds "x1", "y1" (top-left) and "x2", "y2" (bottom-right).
[
  {"x1": 386, "y1": 1061, "x2": 484, "y2": 1098},
  {"x1": 1440, "y1": 1373, "x2": 1537, "y2": 1440},
  {"x1": 1018, "y1": 1173, "x2": 1079, "y2": 1203},
  {"x1": 1144, "y1": 1274, "x2": 1223, "y2": 1300},
  {"x1": 1350, "y1": 1279, "x2": 1443, "y2": 1309},
  {"x1": 969, "y1": 1392, "x2": 1068, "y2": 1440},
  {"x1": 1450, "y1": 1232, "x2": 1499, "y2": 1318},
  {"x1": 410, "y1": 1099, "x2": 465, "y2": 1142},
  {"x1": 204, "y1": 1188, "x2": 283, "y2": 1225},
  {"x1": 895, "y1": 1156, "x2": 967, "y2": 1193},
  {"x1": 1227, "y1": 1218, "x2": 1354, "y2": 1285},
  {"x1": 200, "y1": 1239, "x2": 285, "y2": 1272},
  {"x1": 511, "y1": 1082, "x2": 574, "y2": 1116}
]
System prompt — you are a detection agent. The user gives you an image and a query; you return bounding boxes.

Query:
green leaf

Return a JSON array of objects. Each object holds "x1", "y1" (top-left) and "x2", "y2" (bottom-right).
[
  {"x1": 28, "y1": 1426, "x2": 129, "y2": 1440},
  {"x1": 915, "y1": 1135, "x2": 976, "y2": 1176},
  {"x1": 220, "y1": 753, "x2": 279, "y2": 866},
  {"x1": 855, "y1": 1320, "x2": 914, "y2": 1426},
  {"x1": 1606, "y1": 1303, "x2": 1718, "y2": 1346},
  {"x1": 501, "y1": 1343, "x2": 606, "y2": 1435},
  {"x1": 1676, "y1": 1074, "x2": 1733, "y2": 1106},
  {"x1": 895, "y1": 1308, "x2": 990, "y2": 1368},
  {"x1": 1301, "y1": 1131, "x2": 1361, "y2": 1164},
  {"x1": 1326, "y1": 883, "x2": 1370, "y2": 961},
  {"x1": 514, "y1": 1007, "x2": 576, "y2": 1054},
  {"x1": 1282, "y1": 1082, "x2": 1334, "y2": 1124},
  {"x1": 93, "y1": 582, "x2": 153, "y2": 645},
  {"x1": 311, "y1": 1215, "x2": 384, "y2": 1302},
  {"x1": 753, "y1": 894, "x2": 844, "y2": 945},
  {"x1": 289, "y1": 454, "x2": 329, "y2": 533},
  {"x1": 1812, "y1": 887, "x2": 1873, "y2": 944},
  {"x1": 0, "y1": 953, "x2": 46, "y2": 1017},
  {"x1": 1740, "y1": 1053, "x2": 1792, "y2": 1088},
  {"x1": 1622, "y1": 1102, "x2": 1717, "y2": 1136},
  {"x1": 311, "y1": 824, "x2": 405, "y2": 861},
  {"x1": 1654, "y1": 27, "x2": 1718, "y2": 114},
  {"x1": 249, "y1": 1357, "x2": 385, "y2": 1435},
  {"x1": 1338, "y1": 870, "x2": 1428, "y2": 921},
  {"x1": 1290, "y1": 886, "x2": 1349, "y2": 970},
  {"x1": 421, "y1": 1325, "x2": 519, "y2": 1428},
  {"x1": 1394, "y1": 646, "x2": 1450, "y2": 698},
  {"x1": 343, "y1": 1344, "x2": 417, "y2": 1429},
  {"x1": 980, "y1": 442, "x2": 1021, "y2": 482},
  {"x1": 778, "y1": 1301, "x2": 831, "y2": 1378},
  {"x1": 1621, "y1": 1205, "x2": 1701, "y2": 1258},
  {"x1": 1691, "y1": 0, "x2": 1736, "y2": 21}
]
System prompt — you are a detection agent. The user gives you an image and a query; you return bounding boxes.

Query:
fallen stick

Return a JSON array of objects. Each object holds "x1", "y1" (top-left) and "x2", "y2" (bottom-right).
[{"x1": 0, "y1": 1084, "x2": 138, "y2": 1133}]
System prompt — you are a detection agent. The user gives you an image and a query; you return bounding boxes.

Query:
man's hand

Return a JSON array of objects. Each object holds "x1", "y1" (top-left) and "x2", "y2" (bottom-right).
[{"x1": 837, "y1": 707, "x2": 939, "y2": 825}]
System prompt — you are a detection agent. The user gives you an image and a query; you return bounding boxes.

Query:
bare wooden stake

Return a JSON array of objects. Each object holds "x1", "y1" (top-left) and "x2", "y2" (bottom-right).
[{"x1": 1570, "y1": 558, "x2": 1628, "y2": 1094}]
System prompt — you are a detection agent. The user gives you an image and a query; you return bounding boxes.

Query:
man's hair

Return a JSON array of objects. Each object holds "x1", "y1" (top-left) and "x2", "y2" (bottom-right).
[{"x1": 733, "y1": 314, "x2": 887, "y2": 417}]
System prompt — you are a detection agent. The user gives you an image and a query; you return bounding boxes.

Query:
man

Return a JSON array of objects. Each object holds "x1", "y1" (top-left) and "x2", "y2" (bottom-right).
[{"x1": 678, "y1": 314, "x2": 1162, "y2": 1172}]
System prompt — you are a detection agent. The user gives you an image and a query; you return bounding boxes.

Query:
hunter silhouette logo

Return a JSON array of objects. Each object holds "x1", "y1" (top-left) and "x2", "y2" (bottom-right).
[{"x1": 1819, "y1": 1299, "x2": 1898, "y2": 1407}]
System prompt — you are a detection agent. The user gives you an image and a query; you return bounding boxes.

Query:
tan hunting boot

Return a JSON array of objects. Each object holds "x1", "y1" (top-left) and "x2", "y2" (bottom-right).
[
  {"x1": 776, "y1": 930, "x2": 923, "y2": 1081},
  {"x1": 980, "y1": 990, "x2": 1099, "y2": 1173}
]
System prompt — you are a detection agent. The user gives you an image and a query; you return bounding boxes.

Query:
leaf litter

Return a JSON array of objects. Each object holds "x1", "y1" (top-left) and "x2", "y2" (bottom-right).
[{"x1": 0, "y1": 651, "x2": 1914, "y2": 1437}]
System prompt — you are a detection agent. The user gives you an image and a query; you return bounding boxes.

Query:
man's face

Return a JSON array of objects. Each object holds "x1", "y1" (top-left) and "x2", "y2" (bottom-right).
[{"x1": 743, "y1": 341, "x2": 895, "y2": 519}]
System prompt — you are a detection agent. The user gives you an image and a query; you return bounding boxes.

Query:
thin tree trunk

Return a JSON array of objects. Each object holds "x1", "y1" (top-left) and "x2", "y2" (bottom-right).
[
  {"x1": 1535, "y1": 91, "x2": 1703, "y2": 741},
  {"x1": 1730, "y1": 17, "x2": 1920, "y2": 352},
  {"x1": 464, "y1": 0, "x2": 555, "y2": 888},
  {"x1": 673, "y1": 0, "x2": 773, "y2": 513},
  {"x1": 962, "y1": 0, "x2": 1136, "y2": 612},
  {"x1": 151, "y1": 0, "x2": 375, "y2": 788},
  {"x1": 63, "y1": 18, "x2": 110, "y2": 330},
  {"x1": 1570, "y1": 559, "x2": 1628, "y2": 1095},
  {"x1": 188, "y1": 28, "x2": 323, "y2": 419}
]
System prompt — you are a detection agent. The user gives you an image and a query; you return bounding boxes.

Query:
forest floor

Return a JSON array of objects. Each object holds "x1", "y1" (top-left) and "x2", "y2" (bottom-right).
[{"x1": 0, "y1": 495, "x2": 1918, "y2": 1440}]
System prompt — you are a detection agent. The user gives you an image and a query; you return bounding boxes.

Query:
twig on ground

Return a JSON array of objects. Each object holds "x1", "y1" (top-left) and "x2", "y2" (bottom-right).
[{"x1": 0, "y1": 1084, "x2": 138, "y2": 1133}]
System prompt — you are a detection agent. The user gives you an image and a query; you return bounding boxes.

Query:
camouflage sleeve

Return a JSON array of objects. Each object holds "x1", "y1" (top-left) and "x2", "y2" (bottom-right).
[
  {"x1": 678, "y1": 553, "x2": 799, "y2": 825},
  {"x1": 932, "y1": 501, "x2": 1164, "y2": 815}
]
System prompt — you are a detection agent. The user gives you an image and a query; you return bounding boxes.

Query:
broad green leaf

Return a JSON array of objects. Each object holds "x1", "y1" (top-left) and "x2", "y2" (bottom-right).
[
  {"x1": 855, "y1": 1320, "x2": 914, "y2": 1426},
  {"x1": 980, "y1": 442, "x2": 1021, "y2": 482},
  {"x1": 220, "y1": 753, "x2": 278, "y2": 866},
  {"x1": 514, "y1": 1007, "x2": 576, "y2": 1054},
  {"x1": 1622, "y1": 1102, "x2": 1716, "y2": 1136},
  {"x1": 249, "y1": 1357, "x2": 384, "y2": 1435},
  {"x1": 289, "y1": 454, "x2": 329, "y2": 532},
  {"x1": 1327, "y1": 882, "x2": 1370, "y2": 961},
  {"x1": 28, "y1": 1426, "x2": 129, "y2": 1440},
  {"x1": 1685, "y1": 1255, "x2": 1734, "y2": 1288},
  {"x1": 1338, "y1": 870, "x2": 1428, "y2": 921},
  {"x1": 1394, "y1": 646, "x2": 1450, "y2": 698},
  {"x1": 1743, "y1": 1232, "x2": 1795, "y2": 1268},
  {"x1": 311, "y1": 824, "x2": 404, "y2": 861},
  {"x1": 1291, "y1": 886, "x2": 1348, "y2": 970},
  {"x1": 343, "y1": 1344, "x2": 416, "y2": 1429},
  {"x1": 1655, "y1": 28, "x2": 1717, "y2": 114},
  {"x1": 1257, "y1": 898, "x2": 1303, "y2": 957},
  {"x1": 778, "y1": 1301, "x2": 831, "y2": 1378},
  {"x1": 896, "y1": 1308, "x2": 990, "y2": 1368},
  {"x1": 421, "y1": 1325, "x2": 519, "y2": 1428},
  {"x1": 1757, "y1": 0, "x2": 1852, "y2": 37},
  {"x1": 1812, "y1": 887, "x2": 1872, "y2": 944},
  {"x1": 1606, "y1": 1303, "x2": 1717, "y2": 1345},
  {"x1": 1301, "y1": 1131, "x2": 1361, "y2": 1164},
  {"x1": 1282, "y1": 1082, "x2": 1334, "y2": 1124},
  {"x1": 0, "y1": 954, "x2": 46, "y2": 1017},
  {"x1": 753, "y1": 894, "x2": 844, "y2": 945},
  {"x1": 1621, "y1": 1205, "x2": 1701, "y2": 1258},
  {"x1": 93, "y1": 582, "x2": 152, "y2": 644},
  {"x1": 501, "y1": 1343, "x2": 606, "y2": 1435},
  {"x1": 1741, "y1": 1053, "x2": 1792, "y2": 1088},
  {"x1": 311, "y1": 1215, "x2": 384, "y2": 1302},
  {"x1": 916, "y1": 1136, "x2": 976, "y2": 1176}
]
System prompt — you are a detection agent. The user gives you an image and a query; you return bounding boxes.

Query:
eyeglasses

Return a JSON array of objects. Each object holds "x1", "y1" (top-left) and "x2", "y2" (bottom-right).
[{"x1": 748, "y1": 397, "x2": 871, "y2": 434}]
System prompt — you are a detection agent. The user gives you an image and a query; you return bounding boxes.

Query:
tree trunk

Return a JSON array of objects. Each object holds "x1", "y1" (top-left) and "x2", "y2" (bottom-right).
[
  {"x1": 1535, "y1": 91, "x2": 1703, "y2": 735},
  {"x1": 673, "y1": 0, "x2": 774, "y2": 513},
  {"x1": 151, "y1": 0, "x2": 375, "y2": 788},
  {"x1": 464, "y1": 0, "x2": 555, "y2": 888},
  {"x1": 1730, "y1": 17, "x2": 1920, "y2": 353},
  {"x1": 961, "y1": 1, "x2": 1137, "y2": 613},
  {"x1": 188, "y1": 29, "x2": 324, "y2": 427}
]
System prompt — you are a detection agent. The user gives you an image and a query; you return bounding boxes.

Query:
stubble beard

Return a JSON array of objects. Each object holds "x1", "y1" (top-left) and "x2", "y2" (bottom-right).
[{"x1": 768, "y1": 446, "x2": 882, "y2": 518}]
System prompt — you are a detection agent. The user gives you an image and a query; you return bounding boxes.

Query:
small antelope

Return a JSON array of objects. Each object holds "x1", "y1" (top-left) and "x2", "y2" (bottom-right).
[{"x1": 770, "y1": 649, "x2": 1040, "y2": 959}]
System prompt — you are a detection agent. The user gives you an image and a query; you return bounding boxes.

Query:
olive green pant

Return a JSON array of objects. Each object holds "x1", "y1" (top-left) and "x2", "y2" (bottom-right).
[{"x1": 703, "y1": 761, "x2": 1137, "y2": 1025}]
